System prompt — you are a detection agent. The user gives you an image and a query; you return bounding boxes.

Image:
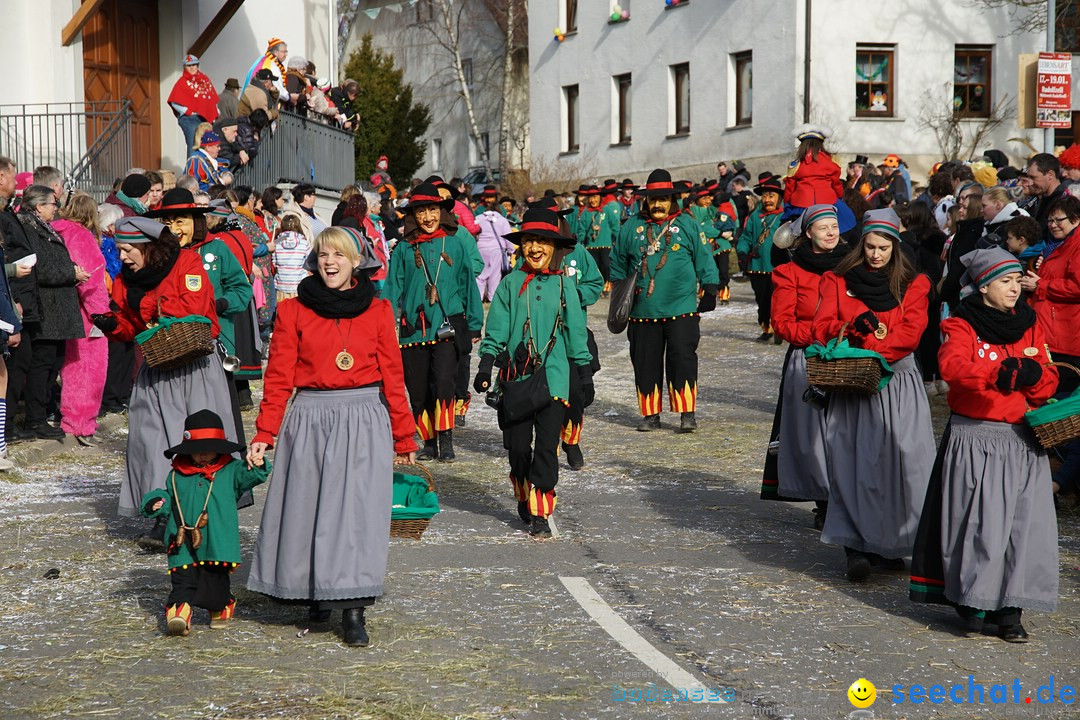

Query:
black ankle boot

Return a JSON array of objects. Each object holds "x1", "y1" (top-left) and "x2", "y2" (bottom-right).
[
  {"x1": 308, "y1": 606, "x2": 332, "y2": 625},
  {"x1": 563, "y1": 442, "x2": 584, "y2": 470},
  {"x1": 437, "y1": 430, "x2": 454, "y2": 461},
  {"x1": 677, "y1": 412, "x2": 697, "y2": 433},
  {"x1": 341, "y1": 607, "x2": 369, "y2": 646},
  {"x1": 845, "y1": 547, "x2": 872, "y2": 582},
  {"x1": 417, "y1": 439, "x2": 438, "y2": 461},
  {"x1": 517, "y1": 501, "x2": 532, "y2": 525},
  {"x1": 636, "y1": 414, "x2": 661, "y2": 432},
  {"x1": 812, "y1": 501, "x2": 828, "y2": 530}
]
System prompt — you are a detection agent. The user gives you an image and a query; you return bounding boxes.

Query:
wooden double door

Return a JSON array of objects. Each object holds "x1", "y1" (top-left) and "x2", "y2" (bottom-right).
[{"x1": 82, "y1": 0, "x2": 161, "y2": 170}]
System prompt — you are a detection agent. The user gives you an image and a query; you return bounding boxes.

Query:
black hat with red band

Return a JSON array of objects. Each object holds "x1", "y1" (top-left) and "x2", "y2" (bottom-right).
[
  {"x1": 145, "y1": 188, "x2": 213, "y2": 218},
  {"x1": 503, "y1": 207, "x2": 576, "y2": 247},
  {"x1": 163, "y1": 409, "x2": 246, "y2": 459},
  {"x1": 405, "y1": 182, "x2": 455, "y2": 211},
  {"x1": 634, "y1": 168, "x2": 678, "y2": 198},
  {"x1": 528, "y1": 196, "x2": 574, "y2": 218}
]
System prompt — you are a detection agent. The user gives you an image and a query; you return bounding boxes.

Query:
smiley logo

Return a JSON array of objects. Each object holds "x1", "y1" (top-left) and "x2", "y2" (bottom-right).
[{"x1": 847, "y1": 678, "x2": 877, "y2": 708}]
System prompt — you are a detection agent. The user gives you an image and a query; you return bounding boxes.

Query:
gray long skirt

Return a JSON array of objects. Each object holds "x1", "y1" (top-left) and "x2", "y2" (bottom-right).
[
  {"x1": 777, "y1": 348, "x2": 830, "y2": 501},
  {"x1": 247, "y1": 387, "x2": 393, "y2": 602},
  {"x1": 119, "y1": 355, "x2": 240, "y2": 516},
  {"x1": 820, "y1": 354, "x2": 935, "y2": 557},
  {"x1": 937, "y1": 416, "x2": 1058, "y2": 612}
]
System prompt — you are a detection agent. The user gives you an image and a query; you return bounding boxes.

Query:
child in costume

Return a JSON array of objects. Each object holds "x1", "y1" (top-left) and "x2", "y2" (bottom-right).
[{"x1": 142, "y1": 409, "x2": 270, "y2": 636}]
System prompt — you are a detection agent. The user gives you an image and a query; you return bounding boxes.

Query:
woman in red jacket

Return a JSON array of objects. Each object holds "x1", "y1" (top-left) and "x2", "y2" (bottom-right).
[
  {"x1": 90, "y1": 217, "x2": 240, "y2": 546},
  {"x1": 811, "y1": 208, "x2": 935, "y2": 582},
  {"x1": 1022, "y1": 194, "x2": 1080, "y2": 394},
  {"x1": 784, "y1": 126, "x2": 844, "y2": 214},
  {"x1": 911, "y1": 248, "x2": 1058, "y2": 643},
  {"x1": 246, "y1": 227, "x2": 417, "y2": 647},
  {"x1": 761, "y1": 205, "x2": 848, "y2": 530}
]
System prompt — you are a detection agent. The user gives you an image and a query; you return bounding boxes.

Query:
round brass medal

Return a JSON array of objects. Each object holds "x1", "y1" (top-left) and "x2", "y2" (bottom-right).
[{"x1": 335, "y1": 351, "x2": 355, "y2": 371}]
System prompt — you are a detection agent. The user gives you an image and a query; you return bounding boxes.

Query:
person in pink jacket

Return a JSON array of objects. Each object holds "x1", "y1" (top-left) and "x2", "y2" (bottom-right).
[{"x1": 53, "y1": 194, "x2": 110, "y2": 443}]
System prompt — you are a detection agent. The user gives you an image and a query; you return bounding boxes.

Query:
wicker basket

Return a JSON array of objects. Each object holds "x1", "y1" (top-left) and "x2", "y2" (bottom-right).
[
  {"x1": 390, "y1": 461, "x2": 436, "y2": 540},
  {"x1": 137, "y1": 299, "x2": 214, "y2": 371},
  {"x1": 1029, "y1": 363, "x2": 1080, "y2": 449},
  {"x1": 804, "y1": 323, "x2": 885, "y2": 395}
]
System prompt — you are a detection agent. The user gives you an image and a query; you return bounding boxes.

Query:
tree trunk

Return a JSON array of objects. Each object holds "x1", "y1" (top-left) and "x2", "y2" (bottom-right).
[
  {"x1": 498, "y1": 0, "x2": 515, "y2": 172},
  {"x1": 438, "y1": 0, "x2": 492, "y2": 175}
]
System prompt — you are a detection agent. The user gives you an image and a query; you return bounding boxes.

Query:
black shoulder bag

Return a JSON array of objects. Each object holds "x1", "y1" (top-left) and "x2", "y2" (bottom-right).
[
  {"x1": 608, "y1": 220, "x2": 671, "y2": 334},
  {"x1": 501, "y1": 277, "x2": 564, "y2": 424}
]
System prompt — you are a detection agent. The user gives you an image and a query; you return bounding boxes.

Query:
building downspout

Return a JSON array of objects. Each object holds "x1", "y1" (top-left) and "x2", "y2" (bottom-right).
[
  {"x1": 803, "y1": 0, "x2": 812, "y2": 124},
  {"x1": 1047, "y1": 0, "x2": 1056, "y2": 151}
]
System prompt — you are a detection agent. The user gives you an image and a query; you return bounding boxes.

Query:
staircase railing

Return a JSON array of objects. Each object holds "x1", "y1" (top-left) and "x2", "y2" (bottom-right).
[
  {"x1": 69, "y1": 100, "x2": 133, "y2": 201},
  {"x1": 234, "y1": 110, "x2": 356, "y2": 192}
]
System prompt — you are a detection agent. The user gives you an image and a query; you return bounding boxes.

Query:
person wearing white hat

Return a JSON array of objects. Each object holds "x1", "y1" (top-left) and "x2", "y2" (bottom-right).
[{"x1": 167, "y1": 54, "x2": 219, "y2": 157}]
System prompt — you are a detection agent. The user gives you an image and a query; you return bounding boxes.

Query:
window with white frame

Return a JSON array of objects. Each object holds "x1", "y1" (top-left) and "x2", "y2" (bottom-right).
[
  {"x1": 670, "y1": 63, "x2": 690, "y2": 135},
  {"x1": 564, "y1": 84, "x2": 580, "y2": 152},
  {"x1": 613, "y1": 73, "x2": 632, "y2": 144},
  {"x1": 432, "y1": 138, "x2": 442, "y2": 170}
]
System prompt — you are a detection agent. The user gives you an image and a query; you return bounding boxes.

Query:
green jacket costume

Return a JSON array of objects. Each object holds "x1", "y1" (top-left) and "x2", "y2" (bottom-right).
[
  {"x1": 600, "y1": 199, "x2": 622, "y2": 243},
  {"x1": 384, "y1": 230, "x2": 484, "y2": 346},
  {"x1": 735, "y1": 207, "x2": 784, "y2": 274},
  {"x1": 574, "y1": 207, "x2": 611, "y2": 250},
  {"x1": 480, "y1": 267, "x2": 592, "y2": 401},
  {"x1": 187, "y1": 239, "x2": 253, "y2": 355},
  {"x1": 610, "y1": 212, "x2": 719, "y2": 320},
  {"x1": 514, "y1": 242, "x2": 602, "y2": 314},
  {"x1": 142, "y1": 459, "x2": 270, "y2": 571},
  {"x1": 452, "y1": 225, "x2": 486, "y2": 277},
  {"x1": 712, "y1": 210, "x2": 738, "y2": 254}
]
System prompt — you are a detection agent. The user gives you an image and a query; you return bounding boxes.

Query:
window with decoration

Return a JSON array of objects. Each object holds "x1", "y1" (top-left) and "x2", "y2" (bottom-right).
[
  {"x1": 954, "y1": 46, "x2": 992, "y2": 118},
  {"x1": 855, "y1": 45, "x2": 895, "y2": 118}
]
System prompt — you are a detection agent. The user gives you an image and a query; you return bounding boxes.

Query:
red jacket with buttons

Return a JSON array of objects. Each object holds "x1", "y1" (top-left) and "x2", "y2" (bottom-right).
[
  {"x1": 784, "y1": 152, "x2": 844, "y2": 209},
  {"x1": 771, "y1": 262, "x2": 823, "y2": 348},
  {"x1": 107, "y1": 250, "x2": 220, "y2": 342},
  {"x1": 1029, "y1": 232, "x2": 1080, "y2": 357},
  {"x1": 938, "y1": 316, "x2": 1057, "y2": 423},
  {"x1": 812, "y1": 271, "x2": 930, "y2": 363}
]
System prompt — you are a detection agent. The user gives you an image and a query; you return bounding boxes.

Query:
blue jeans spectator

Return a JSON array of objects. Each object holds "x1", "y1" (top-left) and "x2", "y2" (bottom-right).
[{"x1": 177, "y1": 114, "x2": 202, "y2": 157}]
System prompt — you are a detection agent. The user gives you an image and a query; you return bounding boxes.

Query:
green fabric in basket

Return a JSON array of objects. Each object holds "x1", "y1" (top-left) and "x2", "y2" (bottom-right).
[
  {"x1": 804, "y1": 336, "x2": 895, "y2": 391},
  {"x1": 1025, "y1": 391, "x2": 1080, "y2": 426},
  {"x1": 135, "y1": 315, "x2": 212, "y2": 345},
  {"x1": 391, "y1": 472, "x2": 440, "y2": 520}
]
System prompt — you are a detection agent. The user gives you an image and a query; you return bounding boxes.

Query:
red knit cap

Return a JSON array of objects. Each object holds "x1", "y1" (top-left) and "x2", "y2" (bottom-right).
[{"x1": 1059, "y1": 144, "x2": 1080, "y2": 170}]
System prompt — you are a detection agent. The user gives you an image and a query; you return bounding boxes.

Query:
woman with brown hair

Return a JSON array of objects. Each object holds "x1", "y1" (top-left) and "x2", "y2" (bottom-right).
[
  {"x1": 812, "y1": 208, "x2": 935, "y2": 582},
  {"x1": 53, "y1": 192, "x2": 109, "y2": 443}
]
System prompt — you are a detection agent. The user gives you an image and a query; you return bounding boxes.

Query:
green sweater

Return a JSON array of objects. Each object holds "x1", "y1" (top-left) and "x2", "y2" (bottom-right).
[
  {"x1": 601, "y1": 200, "x2": 622, "y2": 242},
  {"x1": 187, "y1": 240, "x2": 253, "y2": 355},
  {"x1": 735, "y1": 208, "x2": 784, "y2": 273},
  {"x1": 514, "y1": 243, "x2": 603, "y2": 314},
  {"x1": 610, "y1": 212, "x2": 719, "y2": 319},
  {"x1": 575, "y1": 208, "x2": 611, "y2": 249},
  {"x1": 385, "y1": 231, "x2": 484, "y2": 345},
  {"x1": 142, "y1": 459, "x2": 270, "y2": 570},
  {"x1": 479, "y1": 268, "x2": 592, "y2": 400}
]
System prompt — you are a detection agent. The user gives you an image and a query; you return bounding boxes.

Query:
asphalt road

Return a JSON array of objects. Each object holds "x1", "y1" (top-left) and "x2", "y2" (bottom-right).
[{"x1": 0, "y1": 280, "x2": 1078, "y2": 720}]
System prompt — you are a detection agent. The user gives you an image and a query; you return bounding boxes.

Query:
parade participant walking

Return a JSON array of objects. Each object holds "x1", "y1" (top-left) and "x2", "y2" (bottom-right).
[
  {"x1": 761, "y1": 205, "x2": 848, "y2": 528},
  {"x1": 247, "y1": 227, "x2": 416, "y2": 647},
  {"x1": 475, "y1": 186, "x2": 515, "y2": 302},
  {"x1": 737, "y1": 175, "x2": 785, "y2": 342},
  {"x1": 910, "y1": 248, "x2": 1058, "y2": 643},
  {"x1": 167, "y1": 55, "x2": 218, "y2": 156},
  {"x1": 610, "y1": 169, "x2": 719, "y2": 433},
  {"x1": 575, "y1": 186, "x2": 613, "y2": 283},
  {"x1": 141, "y1": 410, "x2": 269, "y2": 636},
  {"x1": 384, "y1": 183, "x2": 483, "y2": 461},
  {"x1": 474, "y1": 207, "x2": 594, "y2": 537},
  {"x1": 812, "y1": 208, "x2": 935, "y2": 582},
  {"x1": 90, "y1": 217, "x2": 240, "y2": 546}
]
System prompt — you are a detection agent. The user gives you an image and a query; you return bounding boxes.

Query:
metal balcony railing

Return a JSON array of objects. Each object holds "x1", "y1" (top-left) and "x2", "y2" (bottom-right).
[
  {"x1": 0, "y1": 101, "x2": 132, "y2": 201},
  {"x1": 234, "y1": 110, "x2": 356, "y2": 192}
]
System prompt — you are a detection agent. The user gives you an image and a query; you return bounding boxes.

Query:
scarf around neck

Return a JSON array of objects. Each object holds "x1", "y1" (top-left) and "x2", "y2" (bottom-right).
[
  {"x1": 116, "y1": 190, "x2": 148, "y2": 215},
  {"x1": 954, "y1": 295, "x2": 1037, "y2": 346},
  {"x1": 791, "y1": 241, "x2": 848, "y2": 275},
  {"x1": 172, "y1": 454, "x2": 231, "y2": 480},
  {"x1": 843, "y1": 264, "x2": 900, "y2": 312},
  {"x1": 296, "y1": 273, "x2": 374, "y2": 319},
  {"x1": 120, "y1": 242, "x2": 181, "y2": 315},
  {"x1": 19, "y1": 209, "x2": 65, "y2": 246}
]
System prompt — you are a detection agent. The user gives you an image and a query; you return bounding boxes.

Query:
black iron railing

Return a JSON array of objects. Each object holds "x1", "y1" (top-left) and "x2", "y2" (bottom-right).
[
  {"x1": 0, "y1": 101, "x2": 132, "y2": 201},
  {"x1": 234, "y1": 110, "x2": 356, "y2": 191}
]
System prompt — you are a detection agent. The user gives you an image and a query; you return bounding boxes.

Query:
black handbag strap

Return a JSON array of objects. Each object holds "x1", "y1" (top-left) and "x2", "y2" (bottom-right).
[{"x1": 523, "y1": 275, "x2": 565, "y2": 366}]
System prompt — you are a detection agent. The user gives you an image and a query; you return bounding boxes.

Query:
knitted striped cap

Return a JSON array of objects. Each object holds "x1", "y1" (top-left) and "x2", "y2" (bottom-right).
[
  {"x1": 793, "y1": 204, "x2": 838, "y2": 236},
  {"x1": 208, "y1": 199, "x2": 231, "y2": 218},
  {"x1": 114, "y1": 217, "x2": 165, "y2": 244},
  {"x1": 860, "y1": 208, "x2": 902, "y2": 243},
  {"x1": 958, "y1": 247, "x2": 1023, "y2": 299}
]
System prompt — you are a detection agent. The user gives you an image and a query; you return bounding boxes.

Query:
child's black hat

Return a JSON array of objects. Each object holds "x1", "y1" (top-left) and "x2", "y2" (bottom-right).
[{"x1": 163, "y1": 409, "x2": 245, "y2": 459}]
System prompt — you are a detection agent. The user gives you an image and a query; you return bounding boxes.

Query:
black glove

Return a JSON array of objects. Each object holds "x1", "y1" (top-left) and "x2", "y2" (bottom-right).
[
  {"x1": 996, "y1": 357, "x2": 1021, "y2": 392},
  {"x1": 737, "y1": 253, "x2": 749, "y2": 272},
  {"x1": 215, "y1": 297, "x2": 230, "y2": 314},
  {"x1": 851, "y1": 311, "x2": 879, "y2": 336},
  {"x1": 1015, "y1": 357, "x2": 1043, "y2": 388},
  {"x1": 697, "y1": 284, "x2": 718, "y2": 313},
  {"x1": 578, "y1": 364, "x2": 595, "y2": 408},
  {"x1": 91, "y1": 313, "x2": 118, "y2": 333},
  {"x1": 474, "y1": 354, "x2": 495, "y2": 393},
  {"x1": 470, "y1": 329, "x2": 482, "y2": 341}
]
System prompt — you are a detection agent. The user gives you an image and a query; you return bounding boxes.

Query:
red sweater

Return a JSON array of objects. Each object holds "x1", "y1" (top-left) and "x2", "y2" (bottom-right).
[
  {"x1": 253, "y1": 297, "x2": 418, "y2": 454},
  {"x1": 812, "y1": 271, "x2": 930, "y2": 363},
  {"x1": 938, "y1": 316, "x2": 1057, "y2": 423},
  {"x1": 784, "y1": 152, "x2": 844, "y2": 208},
  {"x1": 1029, "y1": 233, "x2": 1080, "y2": 357},
  {"x1": 107, "y1": 251, "x2": 220, "y2": 342},
  {"x1": 771, "y1": 262, "x2": 826, "y2": 347}
]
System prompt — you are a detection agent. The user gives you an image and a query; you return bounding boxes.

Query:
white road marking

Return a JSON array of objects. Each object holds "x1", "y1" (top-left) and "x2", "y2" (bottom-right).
[{"x1": 559, "y1": 576, "x2": 724, "y2": 703}]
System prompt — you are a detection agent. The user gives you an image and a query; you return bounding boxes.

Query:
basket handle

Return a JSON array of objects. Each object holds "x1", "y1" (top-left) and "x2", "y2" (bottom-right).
[
  {"x1": 835, "y1": 322, "x2": 849, "y2": 343},
  {"x1": 1048, "y1": 361, "x2": 1080, "y2": 379}
]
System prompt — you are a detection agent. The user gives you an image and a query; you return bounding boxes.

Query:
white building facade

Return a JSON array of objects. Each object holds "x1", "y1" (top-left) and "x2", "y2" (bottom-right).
[{"x1": 529, "y1": 0, "x2": 1046, "y2": 183}]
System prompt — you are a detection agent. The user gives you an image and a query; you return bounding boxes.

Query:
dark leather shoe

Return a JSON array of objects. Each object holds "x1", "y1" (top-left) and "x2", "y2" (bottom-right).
[
  {"x1": 10, "y1": 426, "x2": 36, "y2": 443},
  {"x1": 341, "y1": 607, "x2": 369, "y2": 647},
  {"x1": 437, "y1": 430, "x2": 454, "y2": 462},
  {"x1": 308, "y1": 607, "x2": 332, "y2": 625},
  {"x1": 999, "y1": 624, "x2": 1029, "y2": 643},
  {"x1": 529, "y1": 516, "x2": 552, "y2": 538},
  {"x1": 563, "y1": 442, "x2": 584, "y2": 470},
  {"x1": 755, "y1": 332, "x2": 773, "y2": 343},
  {"x1": 636, "y1": 414, "x2": 661, "y2": 432},
  {"x1": 416, "y1": 439, "x2": 438, "y2": 461},
  {"x1": 517, "y1": 501, "x2": 532, "y2": 525},
  {"x1": 32, "y1": 423, "x2": 65, "y2": 440},
  {"x1": 677, "y1": 412, "x2": 697, "y2": 433},
  {"x1": 845, "y1": 548, "x2": 872, "y2": 582}
]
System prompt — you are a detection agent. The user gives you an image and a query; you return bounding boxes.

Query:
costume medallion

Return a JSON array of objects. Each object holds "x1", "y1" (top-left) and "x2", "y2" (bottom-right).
[{"x1": 335, "y1": 351, "x2": 355, "y2": 371}]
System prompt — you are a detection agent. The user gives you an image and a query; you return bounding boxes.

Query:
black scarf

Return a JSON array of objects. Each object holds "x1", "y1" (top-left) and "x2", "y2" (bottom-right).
[
  {"x1": 954, "y1": 295, "x2": 1037, "y2": 346},
  {"x1": 296, "y1": 273, "x2": 374, "y2": 319},
  {"x1": 844, "y1": 264, "x2": 899, "y2": 311},
  {"x1": 120, "y1": 243, "x2": 181, "y2": 315},
  {"x1": 791, "y1": 241, "x2": 848, "y2": 275}
]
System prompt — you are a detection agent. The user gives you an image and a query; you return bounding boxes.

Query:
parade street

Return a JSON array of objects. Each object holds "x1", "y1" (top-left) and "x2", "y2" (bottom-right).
[{"x1": 1, "y1": 282, "x2": 1078, "y2": 720}]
